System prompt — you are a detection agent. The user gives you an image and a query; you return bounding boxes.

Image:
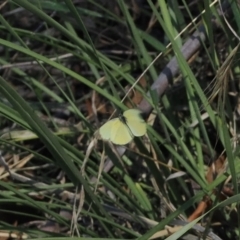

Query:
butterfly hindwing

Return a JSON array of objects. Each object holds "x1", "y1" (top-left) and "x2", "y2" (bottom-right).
[{"x1": 99, "y1": 118, "x2": 117, "y2": 141}]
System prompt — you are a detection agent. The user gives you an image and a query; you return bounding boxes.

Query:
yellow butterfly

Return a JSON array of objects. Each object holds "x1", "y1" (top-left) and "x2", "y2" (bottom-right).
[{"x1": 99, "y1": 109, "x2": 146, "y2": 145}]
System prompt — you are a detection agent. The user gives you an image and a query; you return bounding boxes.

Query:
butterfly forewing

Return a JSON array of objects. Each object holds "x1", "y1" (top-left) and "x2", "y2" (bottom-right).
[
  {"x1": 111, "y1": 119, "x2": 133, "y2": 145},
  {"x1": 123, "y1": 109, "x2": 146, "y2": 137},
  {"x1": 99, "y1": 117, "x2": 133, "y2": 145}
]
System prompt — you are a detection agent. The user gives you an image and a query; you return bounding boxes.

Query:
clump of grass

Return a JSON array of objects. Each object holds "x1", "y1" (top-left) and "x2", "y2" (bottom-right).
[{"x1": 0, "y1": 1, "x2": 240, "y2": 239}]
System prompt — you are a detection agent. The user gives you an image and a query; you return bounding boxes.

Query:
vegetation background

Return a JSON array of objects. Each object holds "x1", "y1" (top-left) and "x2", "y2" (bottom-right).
[{"x1": 0, "y1": 0, "x2": 240, "y2": 239}]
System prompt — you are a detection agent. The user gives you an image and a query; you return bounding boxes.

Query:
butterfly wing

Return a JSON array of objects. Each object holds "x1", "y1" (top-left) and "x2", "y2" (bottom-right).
[
  {"x1": 99, "y1": 118, "x2": 133, "y2": 145},
  {"x1": 110, "y1": 119, "x2": 133, "y2": 145},
  {"x1": 123, "y1": 109, "x2": 146, "y2": 137},
  {"x1": 99, "y1": 118, "x2": 117, "y2": 141}
]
